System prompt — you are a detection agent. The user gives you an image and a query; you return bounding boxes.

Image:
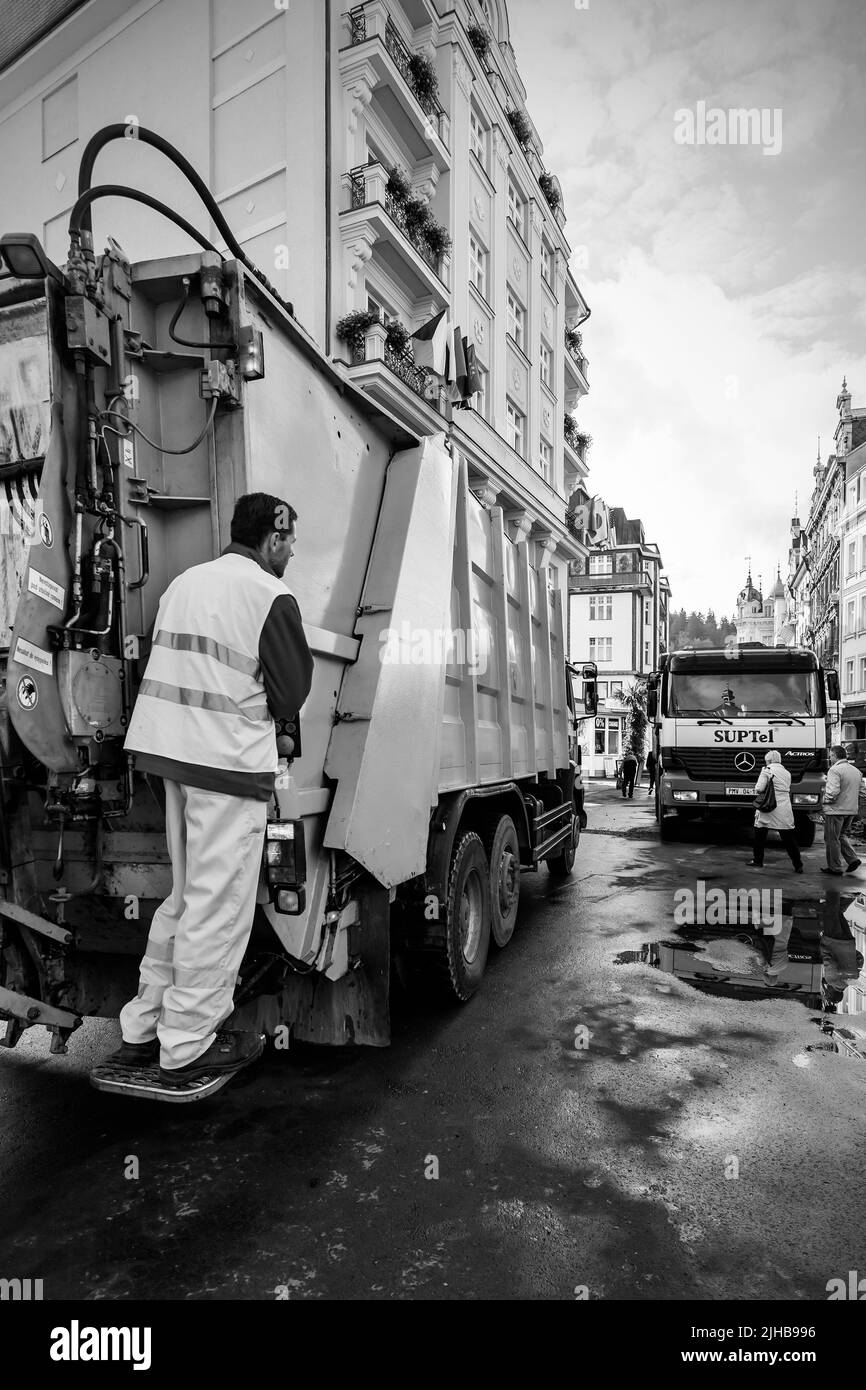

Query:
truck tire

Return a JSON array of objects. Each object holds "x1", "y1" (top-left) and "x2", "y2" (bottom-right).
[
  {"x1": 795, "y1": 814, "x2": 816, "y2": 848},
  {"x1": 547, "y1": 806, "x2": 579, "y2": 877},
  {"x1": 485, "y1": 814, "x2": 520, "y2": 948},
  {"x1": 422, "y1": 831, "x2": 491, "y2": 1003},
  {"x1": 659, "y1": 811, "x2": 679, "y2": 842}
]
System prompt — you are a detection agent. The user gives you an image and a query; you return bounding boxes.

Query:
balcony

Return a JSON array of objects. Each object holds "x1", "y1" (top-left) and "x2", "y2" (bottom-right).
[
  {"x1": 570, "y1": 569, "x2": 652, "y2": 593},
  {"x1": 563, "y1": 415, "x2": 589, "y2": 486},
  {"x1": 341, "y1": 163, "x2": 450, "y2": 302},
  {"x1": 343, "y1": 2, "x2": 450, "y2": 161},
  {"x1": 341, "y1": 319, "x2": 451, "y2": 436}
]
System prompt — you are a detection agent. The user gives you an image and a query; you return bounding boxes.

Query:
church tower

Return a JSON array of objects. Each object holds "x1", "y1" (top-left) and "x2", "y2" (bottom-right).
[{"x1": 735, "y1": 567, "x2": 774, "y2": 645}]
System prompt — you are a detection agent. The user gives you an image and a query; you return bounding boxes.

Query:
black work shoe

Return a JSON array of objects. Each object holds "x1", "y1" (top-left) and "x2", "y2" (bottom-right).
[
  {"x1": 106, "y1": 1038, "x2": 159, "y2": 1067},
  {"x1": 820, "y1": 867, "x2": 844, "y2": 876},
  {"x1": 846, "y1": 859, "x2": 862, "y2": 872},
  {"x1": 159, "y1": 1031, "x2": 263, "y2": 1086}
]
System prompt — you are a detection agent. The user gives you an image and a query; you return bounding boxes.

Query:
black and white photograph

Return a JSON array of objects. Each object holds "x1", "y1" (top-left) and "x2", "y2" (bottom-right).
[{"x1": 0, "y1": 0, "x2": 864, "y2": 1354}]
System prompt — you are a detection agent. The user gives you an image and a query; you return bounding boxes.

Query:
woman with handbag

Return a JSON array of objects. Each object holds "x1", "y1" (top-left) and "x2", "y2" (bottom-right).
[{"x1": 747, "y1": 749, "x2": 804, "y2": 872}]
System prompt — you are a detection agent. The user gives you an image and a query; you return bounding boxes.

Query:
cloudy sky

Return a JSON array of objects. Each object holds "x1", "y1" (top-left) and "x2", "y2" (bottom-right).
[{"x1": 507, "y1": 0, "x2": 866, "y2": 618}]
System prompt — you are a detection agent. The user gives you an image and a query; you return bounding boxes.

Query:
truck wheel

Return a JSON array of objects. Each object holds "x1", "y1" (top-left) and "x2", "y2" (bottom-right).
[
  {"x1": 660, "y1": 811, "x2": 679, "y2": 842},
  {"x1": 486, "y1": 815, "x2": 520, "y2": 948},
  {"x1": 795, "y1": 815, "x2": 816, "y2": 848},
  {"x1": 433, "y1": 831, "x2": 492, "y2": 1002},
  {"x1": 547, "y1": 806, "x2": 579, "y2": 877}
]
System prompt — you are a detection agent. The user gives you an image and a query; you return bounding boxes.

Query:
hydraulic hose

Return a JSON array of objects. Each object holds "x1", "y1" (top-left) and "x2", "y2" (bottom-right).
[
  {"x1": 74, "y1": 124, "x2": 293, "y2": 315},
  {"x1": 69, "y1": 186, "x2": 220, "y2": 256}
]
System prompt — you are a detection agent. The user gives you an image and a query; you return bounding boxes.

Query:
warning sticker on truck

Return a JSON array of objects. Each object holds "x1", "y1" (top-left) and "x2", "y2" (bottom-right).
[
  {"x1": 14, "y1": 637, "x2": 53, "y2": 675},
  {"x1": 27, "y1": 567, "x2": 65, "y2": 610}
]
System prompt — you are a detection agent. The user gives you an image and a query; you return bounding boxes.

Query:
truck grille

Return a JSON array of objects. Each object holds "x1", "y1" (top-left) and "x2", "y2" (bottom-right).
[{"x1": 671, "y1": 747, "x2": 821, "y2": 783}]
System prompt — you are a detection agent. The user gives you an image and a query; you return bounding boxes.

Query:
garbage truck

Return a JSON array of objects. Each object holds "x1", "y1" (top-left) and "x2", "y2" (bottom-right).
[
  {"x1": 647, "y1": 645, "x2": 839, "y2": 845},
  {"x1": 0, "y1": 126, "x2": 594, "y2": 1057}
]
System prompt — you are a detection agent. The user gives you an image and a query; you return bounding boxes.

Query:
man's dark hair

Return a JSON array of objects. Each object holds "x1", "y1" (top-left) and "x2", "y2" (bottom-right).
[
  {"x1": 231, "y1": 493, "x2": 297, "y2": 549},
  {"x1": 831, "y1": 744, "x2": 848, "y2": 760}
]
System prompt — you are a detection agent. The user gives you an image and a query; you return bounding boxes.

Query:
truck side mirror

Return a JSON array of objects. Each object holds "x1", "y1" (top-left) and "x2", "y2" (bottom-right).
[
  {"x1": 647, "y1": 691, "x2": 657, "y2": 719},
  {"x1": 827, "y1": 670, "x2": 840, "y2": 703},
  {"x1": 583, "y1": 680, "x2": 597, "y2": 715}
]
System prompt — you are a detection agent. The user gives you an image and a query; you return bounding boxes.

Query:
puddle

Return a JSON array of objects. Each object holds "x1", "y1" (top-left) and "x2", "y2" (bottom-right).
[{"x1": 614, "y1": 894, "x2": 865, "y2": 1018}]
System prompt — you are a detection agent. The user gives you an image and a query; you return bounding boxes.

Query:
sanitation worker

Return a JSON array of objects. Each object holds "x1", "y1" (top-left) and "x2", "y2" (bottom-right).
[{"x1": 110, "y1": 493, "x2": 314, "y2": 1085}]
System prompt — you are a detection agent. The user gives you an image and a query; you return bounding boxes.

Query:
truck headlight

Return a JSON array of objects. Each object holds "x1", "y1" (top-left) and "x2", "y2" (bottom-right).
[
  {"x1": 673, "y1": 790, "x2": 698, "y2": 801},
  {"x1": 793, "y1": 794, "x2": 819, "y2": 805}
]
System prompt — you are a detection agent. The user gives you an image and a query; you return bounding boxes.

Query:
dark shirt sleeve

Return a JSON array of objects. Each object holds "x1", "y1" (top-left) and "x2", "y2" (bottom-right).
[{"x1": 259, "y1": 593, "x2": 314, "y2": 720}]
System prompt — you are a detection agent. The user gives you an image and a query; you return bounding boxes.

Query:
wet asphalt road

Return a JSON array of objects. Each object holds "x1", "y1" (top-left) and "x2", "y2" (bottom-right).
[{"x1": 1, "y1": 782, "x2": 864, "y2": 1301}]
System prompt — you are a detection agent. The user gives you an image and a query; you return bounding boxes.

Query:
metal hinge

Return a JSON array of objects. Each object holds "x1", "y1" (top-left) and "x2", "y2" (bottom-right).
[{"x1": 333, "y1": 711, "x2": 371, "y2": 724}]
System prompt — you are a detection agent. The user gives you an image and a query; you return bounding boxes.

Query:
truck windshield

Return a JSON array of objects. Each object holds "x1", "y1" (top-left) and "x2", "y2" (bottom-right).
[{"x1": 669, "y1": 670, "x2": 821, "y2": 718}]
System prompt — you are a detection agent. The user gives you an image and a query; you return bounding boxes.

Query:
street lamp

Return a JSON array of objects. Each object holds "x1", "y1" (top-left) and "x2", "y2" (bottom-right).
[{"x1": 0, "y1": 233, "x2": 65, "y2": 284}]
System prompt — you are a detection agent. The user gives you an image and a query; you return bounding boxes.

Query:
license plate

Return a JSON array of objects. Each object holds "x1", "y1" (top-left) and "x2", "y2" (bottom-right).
[{"x1": 725, "y1": 785, "x2": 754, "y2": 797}]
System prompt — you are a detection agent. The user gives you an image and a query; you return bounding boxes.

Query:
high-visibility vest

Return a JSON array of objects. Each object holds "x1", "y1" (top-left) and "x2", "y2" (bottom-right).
[{"x1": 125, "y1": 553, "x2": 290, "y2": 777}]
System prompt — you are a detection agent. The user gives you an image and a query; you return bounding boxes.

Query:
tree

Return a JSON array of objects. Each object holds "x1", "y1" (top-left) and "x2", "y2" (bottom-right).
[{"x1": 621, "y1": 680, "x2": 649, "y2": 759}]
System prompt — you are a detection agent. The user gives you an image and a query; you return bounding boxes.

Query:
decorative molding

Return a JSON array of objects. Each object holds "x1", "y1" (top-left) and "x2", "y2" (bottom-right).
[
  {"x1": 511, "y1": 366, "x2": 522, "y2": 396},
  {"x1": 505, "y1": 510, "x2": 533, "y2": 541},
  {"x1": 542, "y1": 305, "x2": 552, "y2": 333},
  {"x1": 452, "y1": 48, "x2": 474, "y2": 98},
  {"x1": 341, "y1": 57, "x2": 378, "y2": 133},
  {"x1": 542, "y1": 405, "x2": 551, "y2": 430},
  {"x1": 472, "y1": 478, "x2": 500, "y2": 508},
  {"x1": 492, "y1": 126, "x2": 510, "y2": 171},
  {"x1": 511, "y1": 255, "x2": 522, "y2": 283},
  {"x1": 473, "y1": 316, "x2": 486, "y2": 346},
  {"x1": 339, "y1": 222, "x2": 377, "y2": 290},
  {"x1": 472, "y1": 191, "x2": 487, "y2": 223}
]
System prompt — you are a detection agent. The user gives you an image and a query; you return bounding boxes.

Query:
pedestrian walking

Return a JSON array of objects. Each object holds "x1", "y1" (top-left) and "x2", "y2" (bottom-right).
[
  {"x1": 821, "y1": 744, "x2": 864, "y2": 877},
  {"x1": 113, "y1": 493, "x2": 314, "y2": 1085},
  {"x1": 646, "y1": 747, "x2": 657, "y2": 795},
  {"x1": 621, "y1": 749, "x2": 638, "y2": 798},
  {"x1": 747, "y1": 750, "x2": 803, "y2": 872}
]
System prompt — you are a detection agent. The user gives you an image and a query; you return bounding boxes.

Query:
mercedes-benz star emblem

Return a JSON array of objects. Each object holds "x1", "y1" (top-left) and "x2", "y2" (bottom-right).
[{"x1": 734, "y1": 751, "x2": 756, "y2": 772}]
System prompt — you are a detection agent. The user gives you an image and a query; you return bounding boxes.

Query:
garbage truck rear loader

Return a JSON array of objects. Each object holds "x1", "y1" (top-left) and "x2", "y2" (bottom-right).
[{"x1": 0, "y1": 132, "x2": 591, "y2": 1056}]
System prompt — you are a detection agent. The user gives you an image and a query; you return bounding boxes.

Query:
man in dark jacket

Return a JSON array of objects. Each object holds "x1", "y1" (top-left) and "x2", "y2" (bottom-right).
[
  {"x1": 621, "y1": 748, "x2": 638, "y2": 798},
  {"x1": 113, "y1": 493, "x2": 314, "y2": 1084}
]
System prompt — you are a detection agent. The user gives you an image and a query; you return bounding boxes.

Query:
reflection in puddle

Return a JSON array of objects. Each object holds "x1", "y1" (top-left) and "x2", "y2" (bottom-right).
[{"x1": 615, "y1": 895, "x2": 866, "y2": 1041}]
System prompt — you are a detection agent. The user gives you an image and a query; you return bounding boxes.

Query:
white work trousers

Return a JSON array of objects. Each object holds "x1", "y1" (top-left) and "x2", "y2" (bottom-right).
[{"x1": 119, "y1": 780, "x2": 269, "y2": 1069}]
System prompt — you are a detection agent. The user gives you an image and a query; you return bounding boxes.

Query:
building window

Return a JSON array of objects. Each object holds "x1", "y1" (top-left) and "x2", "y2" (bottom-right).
[
  {"x1": 589, "y1": 554, "x2": 613, "y2": 575},
  {"x1": 469, "y1": 233, "x2": 488, "y2": 298},
  {"x1": 539, "y1": 437, "x2": 552, "y2": 483},
  {"x1": 506, "y1": 399, "x2": 525, "y2": 456},
  {"x1": 846, "y1": 659, "x2": 855, "y2": 694},
  {"x1": 593, "y1": 717, "x2": 620, "y2": 756},
  {"x1": 589, "y1": 596, "x2": 612, "y2": 621},
  {"x1": 848, "y1": 600, "x2": 856, "y2": 634},
  {"x1": 507, "y1": 179, "x2": 524, "y2": 234},
  {"x1": 507, "y1": 291, "x2": 525, "y2": 351},
  {"x1": 644, "y1": 639, "x2": 651, "y2": 665},
  {"x1": 470, "y1": 107, "x2": 487, "y2": 166},
  {"x1": 589, "y1": 636, "x2": 612, "y2": 662},
  {"x1": 541, "y1": 241, "x2": 553, "y2": 287},
  {"x1": 597, "y1": 681, "x2": 608, "y2": 700},
  {"x1": 860, "y1": 656, "x2": 866, "y2": 690},
  {"x1": 849, "y1": 541, "x2": 856, "y2": 575},
  {"x1": 474, "y1": 364, "x2": 488, "y2": 421},
  {"x1": 644, "y1": 599, "x2": 652, "y2": 624},
  {"x1": 539, "y1": 340, "x2": 552, "y2": 387},
  {"x1": 849, "y1": 484, "x2": 857, "y2": 509},
  {"x1": 610, "y1": 680, "x2": 623, "y2": 698},
  {"x1": 860, "y1": 594, "x2": 866, "y2": 631}
]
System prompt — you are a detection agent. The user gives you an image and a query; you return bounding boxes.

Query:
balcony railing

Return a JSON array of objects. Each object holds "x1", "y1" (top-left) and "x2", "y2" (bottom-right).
[
  {"x1": 345, "y1": 322, "x2": 445, "y2": 412},
  {"x1": 346, "y1": 166, "x2": 444, "y2": 277},
  {"x1": 565, "y1": 336, "x2": 589, "y2": 380},
  {"x1": 347, "y1": 4, "x2": 446, "y2": 122}
]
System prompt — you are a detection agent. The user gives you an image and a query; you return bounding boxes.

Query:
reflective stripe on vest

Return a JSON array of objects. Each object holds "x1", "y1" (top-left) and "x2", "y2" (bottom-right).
[
  {"x1": 138, "y1": 678, "x2": 269, "y2": 723},
  {"x1": 152, "y1": 630, "x2": 261, "y2": 679}
]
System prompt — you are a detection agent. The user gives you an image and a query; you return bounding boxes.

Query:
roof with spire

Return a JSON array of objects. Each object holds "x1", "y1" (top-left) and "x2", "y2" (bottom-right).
[
  {"x1": 738, "y1": 570, "x2": 762, "y2": 604},
  {"x1": 770, "y1": 568, "x2": 785, "y2": 599}
]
